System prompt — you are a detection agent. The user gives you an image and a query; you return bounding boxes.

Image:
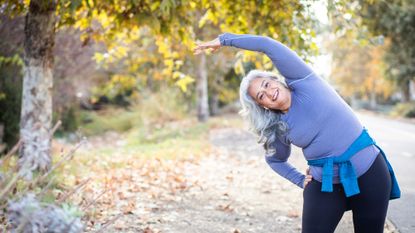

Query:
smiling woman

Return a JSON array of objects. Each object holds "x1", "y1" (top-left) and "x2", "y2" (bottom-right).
[
  {"x1": 194, "y1": 32, "x2": 401, "y2": 233},
  {"x1": 238, "y1": 69, "x2": 290, "y2": 149}
]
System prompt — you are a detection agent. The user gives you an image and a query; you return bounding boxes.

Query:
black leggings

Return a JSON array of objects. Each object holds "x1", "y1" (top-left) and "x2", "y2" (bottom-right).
[{"x1": 302, "y1": 153, "x2": 392, "y2": 233}]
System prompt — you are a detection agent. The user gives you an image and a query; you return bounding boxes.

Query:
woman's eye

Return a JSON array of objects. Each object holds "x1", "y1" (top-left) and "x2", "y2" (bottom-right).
[{"x1": 265, "y1": 82, "x2": 269, "y2": 88}]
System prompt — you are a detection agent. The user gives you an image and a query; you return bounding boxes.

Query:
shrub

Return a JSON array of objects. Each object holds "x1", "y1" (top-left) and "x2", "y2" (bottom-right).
[
  {"x1": 390, "y1": 102, "x2": 415, "y2": 118},
  {"x1": 7, "y1": 194, "x2": 83, "y2": 233},
  {"x1": 1, "y1": 128, "x2": 85, "y2": 232}
]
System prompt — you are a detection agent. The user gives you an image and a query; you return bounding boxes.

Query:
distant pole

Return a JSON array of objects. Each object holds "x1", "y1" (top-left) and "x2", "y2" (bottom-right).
[{"x1": 197, "y1": 52, "x2": 209, "y2": 122}]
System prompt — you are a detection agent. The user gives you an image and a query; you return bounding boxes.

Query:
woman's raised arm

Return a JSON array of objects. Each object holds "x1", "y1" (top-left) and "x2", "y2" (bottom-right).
[{"x1": 194, "y1": 33, "x2": 314, "y2": 81}]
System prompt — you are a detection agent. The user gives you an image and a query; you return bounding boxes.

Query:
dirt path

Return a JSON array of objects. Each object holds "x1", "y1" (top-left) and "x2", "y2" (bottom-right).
[{"x1": 85, "y1": 127, "x2": 398, "y2": 233}]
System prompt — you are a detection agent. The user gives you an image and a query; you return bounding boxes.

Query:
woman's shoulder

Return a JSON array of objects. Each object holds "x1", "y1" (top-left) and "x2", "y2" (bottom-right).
[{"x1": 284, "y1": 71, "x2": 316, "y2": 87}]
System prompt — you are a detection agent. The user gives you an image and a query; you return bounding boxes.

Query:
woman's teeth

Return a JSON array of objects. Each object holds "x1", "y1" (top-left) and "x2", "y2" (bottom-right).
[{"x1": 273, "y1": 89, "x2": 279, "y2": 101}]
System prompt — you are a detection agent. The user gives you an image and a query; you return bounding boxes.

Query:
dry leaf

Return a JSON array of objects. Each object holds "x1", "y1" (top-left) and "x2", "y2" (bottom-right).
[
  {"x1": 143, "y1": 226, "x2": 154, "y2": 233},
  {"x1": 114, "y1": 219, "x2": 127, "y2": 229},
  {"x1": 217, "y1": 203, "x2": 234, "y2": 212}
]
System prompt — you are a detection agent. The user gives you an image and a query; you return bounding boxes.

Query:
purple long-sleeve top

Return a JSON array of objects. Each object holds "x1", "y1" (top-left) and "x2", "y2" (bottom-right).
[{"x1": 219, "y1": 33, "x2": 380, "y2": 188}]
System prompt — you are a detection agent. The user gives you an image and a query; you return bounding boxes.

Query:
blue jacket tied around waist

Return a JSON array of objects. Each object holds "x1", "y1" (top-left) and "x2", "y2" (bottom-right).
[{"x1": 307, "y1": 128, "x2": 401, "y2": 199}]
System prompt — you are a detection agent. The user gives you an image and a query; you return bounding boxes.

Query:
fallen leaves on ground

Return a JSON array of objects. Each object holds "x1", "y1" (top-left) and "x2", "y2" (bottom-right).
[{"x1": 70, "y1": 153, "x2": 203, "y2": 232}]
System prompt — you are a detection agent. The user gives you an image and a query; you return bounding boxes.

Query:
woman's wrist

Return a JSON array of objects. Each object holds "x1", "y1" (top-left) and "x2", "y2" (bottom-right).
[{"x1": 218, "y1": 33, "x2": 230, "y2": 46}]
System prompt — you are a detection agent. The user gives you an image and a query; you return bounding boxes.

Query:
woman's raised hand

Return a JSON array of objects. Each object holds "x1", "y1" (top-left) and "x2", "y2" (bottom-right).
[{"x1": 193, "y1": 37, "x2": 221, "y2": 55}]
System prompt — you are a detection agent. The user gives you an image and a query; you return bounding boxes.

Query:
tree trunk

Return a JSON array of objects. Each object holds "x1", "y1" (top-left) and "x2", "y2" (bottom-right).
[
  {"x1": 0, "y1": 124, "x2": 5, "y2": 154},
  {"x1": 369, "y1": 90, "x2": 377, "y2": 110},
  {"x1": 401, "y1": 79, "x2": 411, "y2": 102},
  {"x1": 210, "y1": 91, "x2": 220, "y2": 116},
  {"x1": 19, "y1": 0, "x2": 57, "y2": 179},
  {"x1": 197, "y1": 53, "x2": 209, "y2": 122},
  {"x1": 209, "y1": 73, "x2": 221, "y2": 116},
  {"x1": 350, "y1": 93, "x2": 358, "y2": 109}
]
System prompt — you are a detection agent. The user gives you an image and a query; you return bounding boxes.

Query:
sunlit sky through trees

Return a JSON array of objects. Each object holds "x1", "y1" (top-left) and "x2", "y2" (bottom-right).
[{"x1": 308, "y1": 0, "x2": 332, "y2": 81}]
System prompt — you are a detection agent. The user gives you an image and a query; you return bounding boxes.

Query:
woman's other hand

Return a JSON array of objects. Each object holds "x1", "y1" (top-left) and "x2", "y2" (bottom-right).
[
  {"x1": 193, "y1": 37, "x2": 221, "y2": 55},
  {"x1": 303, "y1": 167, "x2": 312, "y2": 188}
]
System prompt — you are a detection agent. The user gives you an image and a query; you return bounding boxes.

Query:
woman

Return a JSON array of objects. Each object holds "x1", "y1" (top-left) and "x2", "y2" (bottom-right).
[{"x1": 194, "y1": 33, "x2": 400, "y2": 233}]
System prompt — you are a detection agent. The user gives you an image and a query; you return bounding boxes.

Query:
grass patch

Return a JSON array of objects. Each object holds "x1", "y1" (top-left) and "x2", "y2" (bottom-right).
[
  {"x1": 390, "y1": 102, "x2": 415, "y2": 118},
  {"x1": 60, "y1": 113, "x2": 246, "y2": 185},
  {"x1": 78, "y1": 88, "x2": 190, "y2": 137},
  {"x1": 79, "y1": 108, "x2": 140, "y2": 136}
]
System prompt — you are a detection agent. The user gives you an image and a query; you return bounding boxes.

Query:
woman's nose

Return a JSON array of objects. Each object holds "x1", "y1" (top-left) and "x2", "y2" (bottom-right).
[{"x1": 266, "y1": 88, "x2": 274, "y2": 98}]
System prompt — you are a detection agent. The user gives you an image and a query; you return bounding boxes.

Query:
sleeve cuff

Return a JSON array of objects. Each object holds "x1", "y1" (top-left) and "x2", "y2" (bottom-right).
[
  {"x1": 218, "y1": 33, "x2": 231, "y2": 46},
  {"x1": 298, "y1": 174, "x2": 306, "y2": 189}
]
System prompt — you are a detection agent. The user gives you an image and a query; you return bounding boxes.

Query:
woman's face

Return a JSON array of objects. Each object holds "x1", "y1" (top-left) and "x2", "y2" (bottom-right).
[{"x1": 248, "y1": 77, "x2": 291, "y2": 112}]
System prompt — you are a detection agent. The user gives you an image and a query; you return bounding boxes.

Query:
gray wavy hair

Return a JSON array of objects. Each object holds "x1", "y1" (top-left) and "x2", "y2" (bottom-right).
[{"x1": 239, "y1": 69, "x2": 289, "y2": 153}]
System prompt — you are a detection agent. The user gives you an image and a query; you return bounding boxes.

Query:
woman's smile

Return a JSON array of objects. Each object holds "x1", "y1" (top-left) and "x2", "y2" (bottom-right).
[{"x1": 272, "y1": 89, "x2": 279, "y2": 101}]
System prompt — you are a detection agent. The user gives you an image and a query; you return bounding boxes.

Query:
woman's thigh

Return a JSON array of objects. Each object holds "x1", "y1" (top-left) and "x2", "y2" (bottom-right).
[
  {"x1": 302, "y1": 179, "x2": 348, "y2": 233},
  {"x1": 350, "y1": 153, "x2": 392, "y2": 233}
]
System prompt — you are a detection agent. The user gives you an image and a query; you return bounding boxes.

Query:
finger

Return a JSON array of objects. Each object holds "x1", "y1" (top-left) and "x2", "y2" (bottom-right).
[
  {"x1": 195, "y1": 46, "x2": 210, "y2": 52},
  {"x1": 193, "y1": 49, "x2": 202, "y2": 55},
  {"x1": 193, "y1": 45, "x2": 204, "y2": 51},
  {"x1": 306, "y1": 167, "x2": 310, "y2": 175},
  {"x1": 195, "y1": 40, "x2": 207, "y2": 46},
  {"x1": 193, "y1": 43, "x2": 203, "y2": 49},
  {"x1": 196, "y1": 42, "x2": 210, "y2": 48}
]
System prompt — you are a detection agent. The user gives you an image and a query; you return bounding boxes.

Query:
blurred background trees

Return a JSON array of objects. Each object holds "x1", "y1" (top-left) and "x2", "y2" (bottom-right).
[
  {"x1": 0, "y1": 0, "x2": 318, "y2": 176},
  {"x1": 360, "y1": 0, "x2": 415, "y2": 103},
  {"x1": 1, "y1": 0, "x2": 414, "y2": 171},
  {"x1": 327, "y1": 0, "x2": 415, "y2": 112}
]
